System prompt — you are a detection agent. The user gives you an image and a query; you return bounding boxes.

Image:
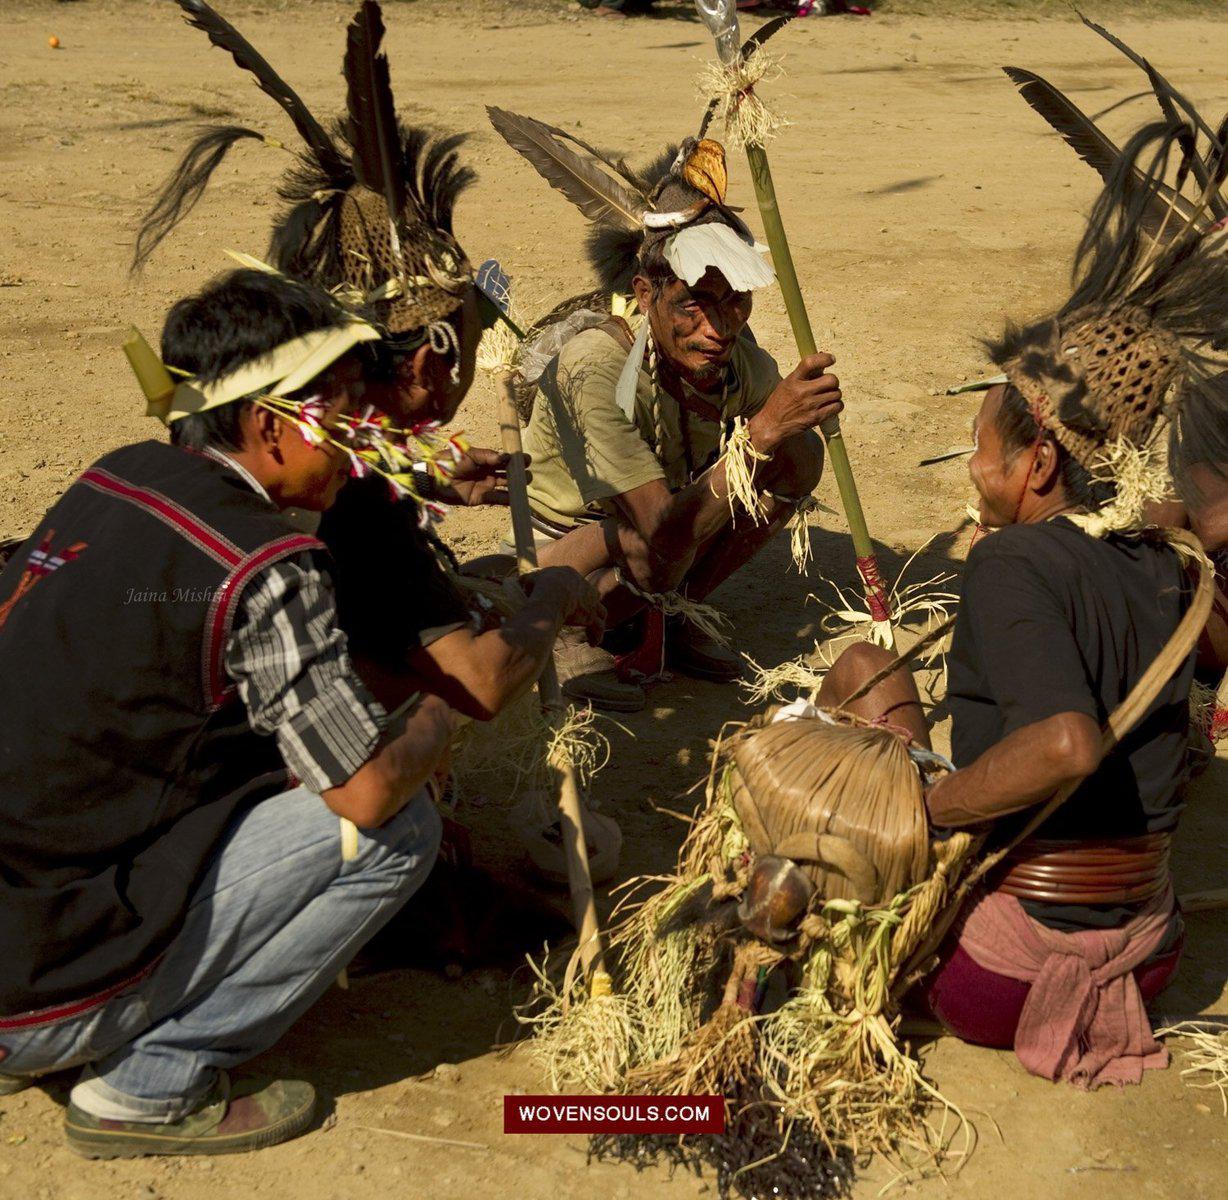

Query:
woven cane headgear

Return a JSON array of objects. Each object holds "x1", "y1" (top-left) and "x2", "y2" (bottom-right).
[
  {"x1": 337, "y1": 185, "x2": 470, "y2": 335},
  {"x1": 1004, "y1": 304, "x2": 1184, "y2": 471},
  {"x1": 487, "y1": 110, "x2": 773, "y2": 297},
  {"x1": 134, "y1": 2, "x2": 478, "y2": 343},
  {"x1": 992, "y1": 120, "x2": 1228, "y2": 479}
]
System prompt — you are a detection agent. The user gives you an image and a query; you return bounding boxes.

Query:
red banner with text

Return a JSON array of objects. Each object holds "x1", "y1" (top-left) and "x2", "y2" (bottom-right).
[{"x1": 503, "y1": 1095, "x2": 725, "y2": 1135}]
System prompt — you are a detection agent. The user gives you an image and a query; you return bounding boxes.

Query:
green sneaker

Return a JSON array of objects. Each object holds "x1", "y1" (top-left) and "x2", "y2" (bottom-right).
[
  {"x1": 0, "y1": 1072, "x2": 31, "y2": 1097},
  {"x1": 65, "y1": 1074, "x2": 316, "y2": 1159}
]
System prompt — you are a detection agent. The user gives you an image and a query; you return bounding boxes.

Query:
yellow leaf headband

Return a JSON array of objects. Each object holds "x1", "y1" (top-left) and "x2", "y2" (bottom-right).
[{"x1": 123, "y1": 320, "x2": 382, "y2": 426}]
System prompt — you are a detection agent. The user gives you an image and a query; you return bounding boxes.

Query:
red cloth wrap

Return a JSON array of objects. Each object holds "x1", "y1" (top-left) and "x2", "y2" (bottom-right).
[
  {"x1": 948, "y1": 884, "x2": 1179, "y2": 1088},
  {"x1": 855, "y1": 555, "x2": 892, "y2": 623},
  {"x1": 736, "y1": 977, "x2": 757, "y2": 1012},
  {"x1": 615, "y1": 608, "x2": 666, "y2": 683}
]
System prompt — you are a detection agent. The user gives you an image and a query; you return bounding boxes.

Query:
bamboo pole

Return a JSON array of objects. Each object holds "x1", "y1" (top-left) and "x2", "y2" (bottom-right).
[
  {"x1": 695, "y1": 0, "x2": 894, "y2": 644},
  {"x1": 496, "y1": 375, "x2": 611, "y2": 991},
  {"x1": 745, "y1": 144, "x2": 879, "y2": 572}
]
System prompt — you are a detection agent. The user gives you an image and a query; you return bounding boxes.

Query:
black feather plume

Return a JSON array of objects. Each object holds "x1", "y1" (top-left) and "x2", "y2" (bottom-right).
[
  {"x1": 132, "y1": 125, "x2": 263, "y2": 270},
  {"x1": 1077, "y1": 12, "x2": 1226, "y2": 220},
  {"x1": 1003, "y1": 67, "x2": 1202, "y2": 239},
  {"x1": 743, "y1": 14, "x2": 793, "y2": 57},
  {"x1": 1170, "y1": 372, "x2": 1228, "y2": 509},
  {"x1": 585, "y1": 224, "x2": 645, "y2": 295},
  {"x1": 1077, "y1": 12, "x2": 1219, "y2": 144},
  {"x1": 633, "y1": 145, "x2": 682, "y2": 195},
  {"x1": 174, "y1": 0, "x2": 344, "y2": 177},
  {"x1": 395, "y1": 125, "x2": 473, "y2": 236},
  {"x1": 990, "y1": 121, "x2": 1228, "y2": 396},
  {"x1": 487, "y1": 106, "x2": 647, "y2": 232},
  {"x1": 583, "y1": 145, "x2": 679, "y2": 291},
  {"x1": 343, "y1": 1, "x2": 408, "y2": 222},
  {"x1": 268, "y1": 118, "x2": 474, "y2": 287}
]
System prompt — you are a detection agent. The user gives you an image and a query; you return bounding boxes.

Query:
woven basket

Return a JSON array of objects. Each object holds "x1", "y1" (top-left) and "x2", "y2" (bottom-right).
[
  {"x1": 727, "y1": 716, "x2": 930, "y2": 906},
  {"x1": 337, "y1": 185, "x2": 467, "y2": 334}
]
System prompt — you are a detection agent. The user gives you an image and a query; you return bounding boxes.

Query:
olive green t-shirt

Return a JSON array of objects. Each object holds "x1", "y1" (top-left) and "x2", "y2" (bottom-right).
[{"x1": 524, "y1": 324, "x2": 781, "y2": 527}]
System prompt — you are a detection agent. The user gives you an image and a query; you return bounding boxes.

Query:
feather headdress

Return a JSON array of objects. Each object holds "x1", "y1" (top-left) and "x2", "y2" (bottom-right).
[
  {"x1": 1003, "y1": 14, "x2": 1226, "y2": 237},
  {"x1": 135, "y1": 0, "x2": 476, "y2": 337},
  {"x1": 487, "y1": 108, "x2": 773, "y2": 296},
  {"x1": 988, "y1": 118, "x2": 1228, "y2": 491},
  {"x1": 1170, "y1": 372, "x2": 1228, "y2": 515}
]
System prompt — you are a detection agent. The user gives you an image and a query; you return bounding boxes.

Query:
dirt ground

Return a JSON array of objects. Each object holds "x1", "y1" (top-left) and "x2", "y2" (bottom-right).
[{"x1": 1, "y1": 1, "x2": 1227, "y2": 1197}]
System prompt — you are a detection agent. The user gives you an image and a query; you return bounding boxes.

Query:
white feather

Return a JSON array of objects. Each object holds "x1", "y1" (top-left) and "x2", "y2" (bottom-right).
[{"x1": 664, "y1": 223, "x2": 775, "y2": 292}]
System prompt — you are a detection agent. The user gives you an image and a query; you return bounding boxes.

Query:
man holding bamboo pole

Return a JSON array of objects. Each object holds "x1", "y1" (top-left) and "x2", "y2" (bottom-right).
[{"x1": 488, "y1": 120, "x2": 843, "y2": 712}]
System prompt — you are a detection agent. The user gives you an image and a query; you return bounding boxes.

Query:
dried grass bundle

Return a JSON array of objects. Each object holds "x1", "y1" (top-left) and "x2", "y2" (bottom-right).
[
  {"x1": 1066, "y1": 433, "x2": 1175, "y2": 538},
  {"x1": 788, "y1": 495, "x2": 822, "y2": 574},
  {"x1": 519, "y1": 709, "x2": 979, "y2": 1188},
  {"x1": 1190, "y1": 679, "x2": 1222, "y2": 743},
  {"x1": 740, "y1": 650, "x2": 834, "y2": 708},
  {"x1": 617, "y1": 571, "x2": 733, "y2": 647},
  {"x1": 1158, "y1": 1022, "x2": 1228, "y2": 1115},
  {"x1": 451, "y1": 691, "x2": 615, "y2": 802},
  {"x1": 718, "y1": 416, "x2": 770, "y2": 523},
  {"x1": 696, "y1": 49, "x2": 790, "y2": 150}
]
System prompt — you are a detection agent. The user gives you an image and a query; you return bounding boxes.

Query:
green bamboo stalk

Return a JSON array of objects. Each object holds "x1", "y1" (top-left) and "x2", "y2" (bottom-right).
[{"x1": 744, "y1": 144, "x2": 880, "y2": 578}]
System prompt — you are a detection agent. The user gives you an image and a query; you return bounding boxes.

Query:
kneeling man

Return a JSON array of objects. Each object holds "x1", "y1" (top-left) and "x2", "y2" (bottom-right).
[
  {"x1": 0, "y1": 270, "x2": 592, "y2": 1155},
  {"x1": 499, "y1": 132, "x2": 844, "y2": 709}
]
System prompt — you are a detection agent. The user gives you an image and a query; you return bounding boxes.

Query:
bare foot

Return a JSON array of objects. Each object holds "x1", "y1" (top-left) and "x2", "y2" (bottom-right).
[{"x1": 592, "y1": 5, "x2": 628, "y2": 16}]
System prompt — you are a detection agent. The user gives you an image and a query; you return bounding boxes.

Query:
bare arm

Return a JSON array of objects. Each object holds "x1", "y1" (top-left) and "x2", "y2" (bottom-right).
[
  {"x1": 609, "y1": 353, "x2": 844, "y2": 592},
  {"x1": 925, "y1": 711, "x2": 1102, "y2": 828},
  {"x1": 322, "y1": 693, "x2": 457, "y2": 829},
  {"x1": 405, "y1": 567, "x2": 605, "y2": 721}
]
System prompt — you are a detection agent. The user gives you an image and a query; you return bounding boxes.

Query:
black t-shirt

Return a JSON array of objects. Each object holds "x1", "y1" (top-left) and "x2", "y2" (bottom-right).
[
  {"x1": 317, "y1": 476, "x2": 473, "y2": 666},
  {"x1": 946, "y1": 520, "x2": 1195, "y2": 931}
]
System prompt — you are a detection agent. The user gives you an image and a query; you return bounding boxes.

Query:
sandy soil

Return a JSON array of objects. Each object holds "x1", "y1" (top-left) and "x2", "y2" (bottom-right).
[{"x1": 1, "y1": 2, "x2": 1226, "y2": 1198}]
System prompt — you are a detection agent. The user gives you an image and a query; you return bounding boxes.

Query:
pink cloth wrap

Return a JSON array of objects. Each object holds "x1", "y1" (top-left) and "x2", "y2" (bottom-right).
[{"x1": 954, "y1": 883, "x2": 1179, "y2": 1088}]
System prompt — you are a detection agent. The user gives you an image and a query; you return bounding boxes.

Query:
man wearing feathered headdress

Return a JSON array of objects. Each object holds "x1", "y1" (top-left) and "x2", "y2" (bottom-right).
[
  {"x1": 489, "y1": 115, "x2": 845, "y2": 711},
  {"x1": 1005, "y1": 18, "x2": 1228, "y2": 761},
  {"x1": 0, "y1": 269, "x2": 461, "y2": 1154},
  {"x1": 813, "y1": 119, "x2": 1228, "y2": 1086},
  {"x1": 133, "y1": 0, "x2": 606, "y2": 730}
]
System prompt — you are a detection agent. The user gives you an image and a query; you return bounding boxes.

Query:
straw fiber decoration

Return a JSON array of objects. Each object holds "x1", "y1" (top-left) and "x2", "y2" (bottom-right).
[
  {"x1": 728, "y1": 717, "x2": 930, "y2": 906},
  {"x1": 521, "y1": 534, "x2": 1212, "y2": 1198}
]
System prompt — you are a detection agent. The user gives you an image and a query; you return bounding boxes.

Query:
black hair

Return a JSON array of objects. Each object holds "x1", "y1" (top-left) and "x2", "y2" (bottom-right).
[
  {"x1": 636, "y1": 235, "x2": 680, "y2": 300},
  {"x1": 994, "y1": 383, "x2": 1116, "y2": 512},
  {"x1": 162, "y1": 268, "x2": 354, "y2": 452},
  {"x1": 1170, "y1": 371, "x2": 1228, "y2": 507}
]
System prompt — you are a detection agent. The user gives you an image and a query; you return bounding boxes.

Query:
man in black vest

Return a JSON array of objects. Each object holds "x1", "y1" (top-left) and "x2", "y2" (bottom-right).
[{"x1": 0, "y1": 269, "x2": 601, "y2": 1157}]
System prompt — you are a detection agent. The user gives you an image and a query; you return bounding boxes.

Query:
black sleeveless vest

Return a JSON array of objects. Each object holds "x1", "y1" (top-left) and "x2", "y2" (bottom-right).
[{"x1": 0, "y1": 441, "x2": 324, "y2": 1018}]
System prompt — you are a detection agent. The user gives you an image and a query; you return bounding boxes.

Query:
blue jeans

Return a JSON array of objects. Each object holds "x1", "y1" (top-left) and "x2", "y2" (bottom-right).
[{"x1": 0, "y1": 786, "x2": 440, "y2": 1121}]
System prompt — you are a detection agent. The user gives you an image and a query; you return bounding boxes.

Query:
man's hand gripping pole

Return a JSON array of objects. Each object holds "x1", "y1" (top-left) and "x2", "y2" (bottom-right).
[{"x1": 694, "y1": 0, "x2": 894, "y2": 645}]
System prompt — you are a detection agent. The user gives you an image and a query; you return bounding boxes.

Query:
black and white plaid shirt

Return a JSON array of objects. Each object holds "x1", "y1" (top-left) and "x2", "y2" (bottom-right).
[{"x1": 208, "y1": 450, "x2": 387, "y2": 794}]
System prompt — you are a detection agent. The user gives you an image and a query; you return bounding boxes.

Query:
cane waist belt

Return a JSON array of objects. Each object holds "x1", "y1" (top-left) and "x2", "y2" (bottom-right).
[{"x1": 994, "y1": 832, "x2": 1172, "y2": 906}]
